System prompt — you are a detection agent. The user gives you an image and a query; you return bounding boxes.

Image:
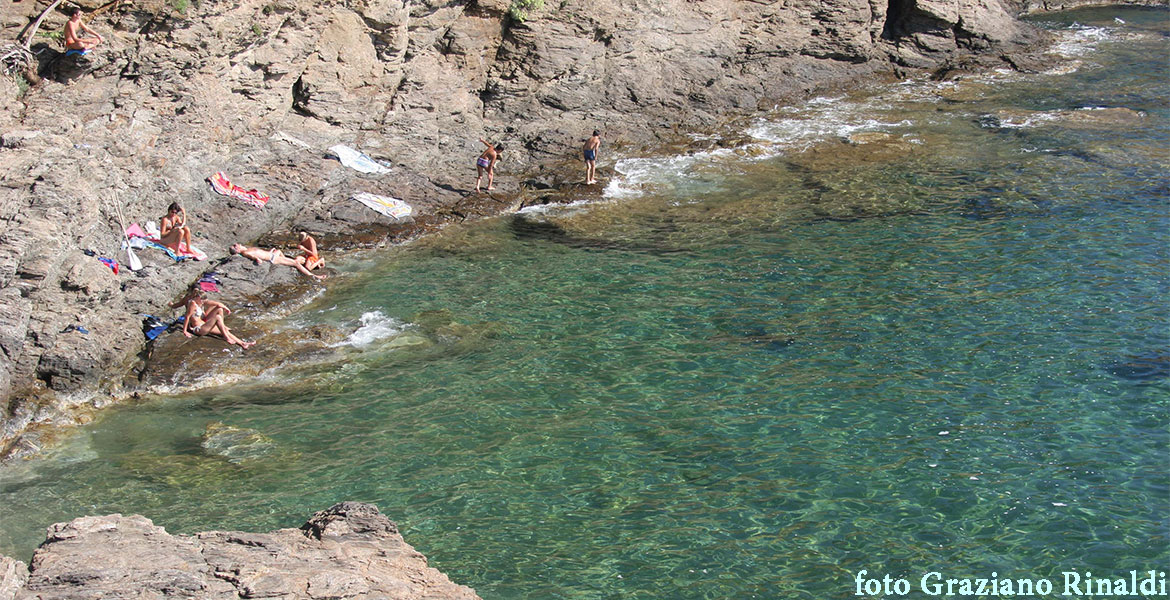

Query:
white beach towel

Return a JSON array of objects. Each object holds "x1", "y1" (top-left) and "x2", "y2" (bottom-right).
[
  {"x1": 330, "y1": 145, "x2": 391, "y2": 174},
  {"x1": 352, "y1": 193, "x2": 412, "y2": 220}
]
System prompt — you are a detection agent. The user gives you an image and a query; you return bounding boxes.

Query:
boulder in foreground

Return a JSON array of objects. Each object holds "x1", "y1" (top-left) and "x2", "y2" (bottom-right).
[{"x1": 2, "y1": 502, "x2": 480, "y2": 600}]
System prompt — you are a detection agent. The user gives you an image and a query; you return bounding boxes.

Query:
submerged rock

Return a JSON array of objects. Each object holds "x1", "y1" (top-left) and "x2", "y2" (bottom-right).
[
  {"x1": 0, "y1": 502, "x2": 479, "y2": 599},
  {"x1": 1105, "y1": 352, "x2": 1170, "y2": 381},
  {"x1": 200, "y1": 422, "x2": 277, "y2": 463}
]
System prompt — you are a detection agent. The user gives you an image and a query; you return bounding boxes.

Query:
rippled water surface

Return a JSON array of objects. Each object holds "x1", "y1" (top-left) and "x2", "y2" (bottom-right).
[{"x1": 2, "y1": 7, "x2": 1167, "y2": 598}]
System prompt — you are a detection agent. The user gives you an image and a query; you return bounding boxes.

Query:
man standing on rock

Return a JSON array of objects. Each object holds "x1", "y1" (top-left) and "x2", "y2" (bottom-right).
[
  {"x1": 583, "y1": 130, "x2": 601, "y2": 185},
  {"x1": 63, "y1": 8, "x2": 103, "y2": 52},
  {"x1": 475, "y1": 138, "x2": 503, "y2": 192}
]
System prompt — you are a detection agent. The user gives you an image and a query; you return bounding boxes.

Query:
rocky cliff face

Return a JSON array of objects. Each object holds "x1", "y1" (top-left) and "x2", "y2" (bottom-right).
[
  {"x1": 0, "y1": 502, "x2": 480, "y2": 599},
  {"x1": 0, "y1": 0, "x2": 1056, "y2": 456}
]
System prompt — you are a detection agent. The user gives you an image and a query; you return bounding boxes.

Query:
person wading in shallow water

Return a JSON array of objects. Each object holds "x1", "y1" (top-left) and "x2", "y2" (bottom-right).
[
  {"x1": 582, "y1": 129, "x2": 601, "y2": 185},
  {"x1": 475, "y1": 138, "x2": 503, "y2": 192}
]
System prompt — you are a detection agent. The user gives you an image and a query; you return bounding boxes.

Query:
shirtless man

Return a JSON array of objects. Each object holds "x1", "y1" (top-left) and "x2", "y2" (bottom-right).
[
  {"x1": 63, "y1": 8, "x2": 103, "y2": 52},
  {"x1": 582, "y1": 129, "x2": 601, "y2": 185},
  {"x1": 230, "y1": 243, "x2": 326, "y2": 280},
  {"x1": 182, "y1": 292, "x2": 254, "y2": 349},
  {"x1": 475, "y1": 138, "x2": 503, "y2": 192},
  {"x1": 159, "y1": 202, "x2": 192, "y2": 253},
  {"x1": 296, "y1": 231, "x2": 324, "y2": 271}
]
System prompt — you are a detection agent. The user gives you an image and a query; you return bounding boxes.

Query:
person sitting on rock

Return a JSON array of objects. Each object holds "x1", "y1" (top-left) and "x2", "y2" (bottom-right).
[
  {"x1": 296, "y1": 231, "x2": 324, "y2": 271},
  {"x1": 63, "y1": 8, "x2": 103, "y2": 53},
  {"x1": 230, "y1": 243, "x2": 326, "y2": 280},
  {"x1": 159, "y1": 202, "x2": 192, "y2": 253},
  {"x1": 181, "y1": 291, "x2": 255, "y2": 349},
  {"x1": 475, "y1": 138, "x2": 503, "y2": 192}
]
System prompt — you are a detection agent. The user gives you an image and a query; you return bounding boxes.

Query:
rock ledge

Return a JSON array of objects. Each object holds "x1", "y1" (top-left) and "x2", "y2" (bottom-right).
[{"x1": 0, "y1": 502, "x2": 480, "y2": 600}]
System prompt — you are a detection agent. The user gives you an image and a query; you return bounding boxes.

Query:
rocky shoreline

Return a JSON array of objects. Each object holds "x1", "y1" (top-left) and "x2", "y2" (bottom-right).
[
  {"x1": 0, "y1": 502, "x2": 481, "y2": 599},
  {"x1": 0, "y1": 0, "x2": 1082, "y2": 460}
]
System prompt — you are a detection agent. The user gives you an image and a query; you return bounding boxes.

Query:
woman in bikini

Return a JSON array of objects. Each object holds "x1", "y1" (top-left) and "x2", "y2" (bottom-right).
[
  {"x1": 159, "y1": 202, "x2": 192, "y2": 253},
  {"x1": 296, "y1": 232, "x2": 324, "y2": 271},
  {"x1": 181, "y1": 291, "x2": 254, "y2": 349},
  {"x1": 230, "y1": 243, "x2": 325, "y2": 280},
  {"x1": 475, "y1": 138, "x2": 504, "y2": 192}
]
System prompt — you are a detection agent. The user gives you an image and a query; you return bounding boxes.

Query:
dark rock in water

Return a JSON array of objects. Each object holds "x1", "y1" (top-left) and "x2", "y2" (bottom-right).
[
  {"x1": 959, "y1": 192, "x2": 1050, "y2": 220},
  {"x1": 1105, "y1": 352, "x2": 1170, "y2": 381},
  {"x1": 960, "y1": 195, "x2": 1009, "y2": 220},
  {"x1": 508, "y1": 214, "x2": 685, "y2": 255},
  {"x1": 710, "y1": 313, "x2": 796, "y2": 353},
  {"x1": 0, "y1": 503, "x2": 480, "y2": 599},
  {"x1": 738, "y1": 326, "x2": 797, "y2": 353}
]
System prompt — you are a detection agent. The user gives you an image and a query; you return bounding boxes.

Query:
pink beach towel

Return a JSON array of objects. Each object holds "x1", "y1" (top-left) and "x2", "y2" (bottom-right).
[
  {"x1": 207, "y1": 172, "x2": 270, "y2": 209},
  {"x1": 125, "y1": 223, "x2": 147, "y2": 239}
]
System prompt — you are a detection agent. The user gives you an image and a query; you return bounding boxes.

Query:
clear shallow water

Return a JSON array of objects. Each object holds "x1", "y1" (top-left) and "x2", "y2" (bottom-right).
[{"x1": 2, "y1": 7, "x2": 1168, "y2": 598}]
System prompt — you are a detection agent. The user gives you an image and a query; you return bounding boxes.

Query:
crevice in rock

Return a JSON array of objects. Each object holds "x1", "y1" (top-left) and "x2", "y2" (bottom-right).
[
  {"x1": 290, "y1": 75, "x2": 314, "y2": 118},
  {"x1": 881, "y1": 0, "x2": 915, "y2": 40}
]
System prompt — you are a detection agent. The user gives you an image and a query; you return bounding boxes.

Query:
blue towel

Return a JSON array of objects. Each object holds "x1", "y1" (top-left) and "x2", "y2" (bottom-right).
[{"x1": 140, "y1": 240, "x2": 188, "y2": 262}]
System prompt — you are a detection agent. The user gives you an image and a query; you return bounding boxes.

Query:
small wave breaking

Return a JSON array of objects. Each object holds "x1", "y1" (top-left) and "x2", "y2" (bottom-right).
[{"x1": 334, "y1": 311, "x2": 408, "y2": 348}]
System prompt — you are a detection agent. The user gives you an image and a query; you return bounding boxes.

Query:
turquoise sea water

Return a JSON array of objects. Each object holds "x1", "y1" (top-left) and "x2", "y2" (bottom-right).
[{"x1": 1, "y1": 7, "x2": 1167, "y2": 598}]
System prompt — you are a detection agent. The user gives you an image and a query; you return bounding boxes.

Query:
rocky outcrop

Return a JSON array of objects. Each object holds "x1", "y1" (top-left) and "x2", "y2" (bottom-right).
[
  {"x1": 0, "y1": 502, "x2": 480, "y2": 599},
  {"x1": 0, "y1": 0, "x2": 1075, "y2": 455}
]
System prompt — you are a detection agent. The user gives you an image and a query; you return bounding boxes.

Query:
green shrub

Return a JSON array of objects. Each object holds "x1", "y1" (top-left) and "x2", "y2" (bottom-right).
[
  {"x1": 508, "y1": 0, "x2": 543, "y2": 22},
  {"x1": 252, "y1": 23, "x2": 263, "y2": 37},
  {"x1": 173, "y1": 0, "x2": 189, "y2": 14},
  {"x1": 14, "y1": 74, "x2": 30, "y2": 97}
]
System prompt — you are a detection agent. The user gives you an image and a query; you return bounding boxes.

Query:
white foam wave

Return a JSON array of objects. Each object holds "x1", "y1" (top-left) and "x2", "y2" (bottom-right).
[
  {"x1": 746, "y1": 94, "x2": 912, "y2": 149},
  {"x1": 1050, "y1": 24, "x2": 1114, "y2": 57},
  {"x1": 983, "y1": 111, "x2": 1062, "y2": 129},
  {"x1": 334, "y1": 311, "x2": 407, "y2": 348},
  {"x1": 601, "y1": 146, "x2": 759, "y2": 200},
  {"x1": 517, "y1": 199, "x2": 599, "y2": 215}
]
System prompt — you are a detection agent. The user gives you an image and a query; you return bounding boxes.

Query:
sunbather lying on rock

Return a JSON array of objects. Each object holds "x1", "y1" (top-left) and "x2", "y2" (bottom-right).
[
  {"x1": 182, "y1": 291, "x2": 255, "y2": 349},
  {"x1": 159, "y1": 202, "x2": 192, "y2": 253},
  {"x1": 230, "y1": 243, "x2": 326, "y2": 280},
  {"x1": 296, "y1": 232, "x2": 324, "y2": 271}
]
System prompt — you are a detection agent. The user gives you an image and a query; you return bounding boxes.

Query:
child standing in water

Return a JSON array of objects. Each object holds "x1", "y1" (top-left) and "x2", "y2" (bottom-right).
[
  {"x1": 475, "y1": 138, "x2": 503, "y2": 192},
  {"x1": 583, "y1": 130, "x2": 601, "y2": 185}
]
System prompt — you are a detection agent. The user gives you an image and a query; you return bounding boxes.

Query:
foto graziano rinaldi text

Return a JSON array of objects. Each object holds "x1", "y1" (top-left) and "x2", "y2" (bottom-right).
[{"x1": 853, "y1": 570, "x2": 1168, "y2": 597}]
